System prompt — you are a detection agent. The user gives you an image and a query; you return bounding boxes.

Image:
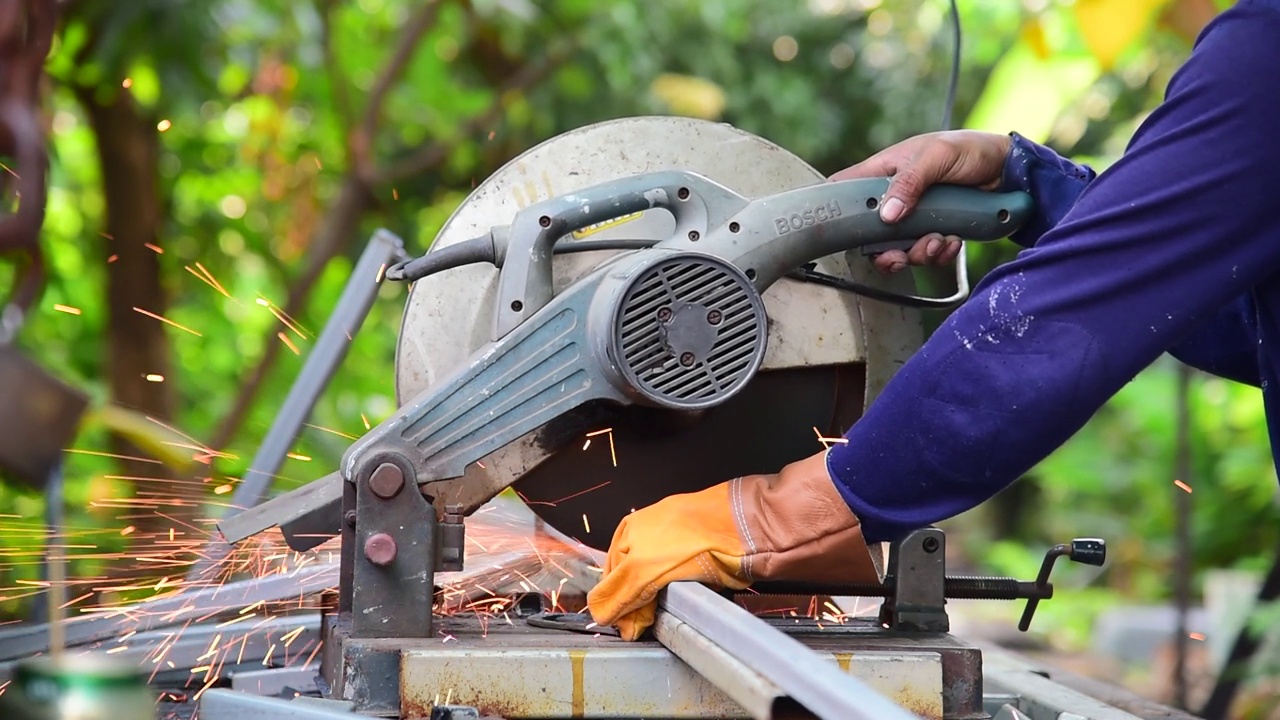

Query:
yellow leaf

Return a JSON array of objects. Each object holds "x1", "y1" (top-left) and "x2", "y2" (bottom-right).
[
  {"x1": 1023, "y1": 17, "x2": 1052, "y2": 60},
  {"x1": 649, "y1": 73, "x2": 728, "y2": 120},
  {"x1": 1074, "y1": 0, "x2": 1173, "y2": 69}
]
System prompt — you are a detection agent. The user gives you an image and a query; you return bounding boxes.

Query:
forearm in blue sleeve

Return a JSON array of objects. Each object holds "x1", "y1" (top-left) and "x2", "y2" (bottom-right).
[
  {"x1": 827, "y1": 1, "x2": 1280, "y2": 543},
  {"x1": 997, "y1": 133, "x2": 1096, "y2": 248}
]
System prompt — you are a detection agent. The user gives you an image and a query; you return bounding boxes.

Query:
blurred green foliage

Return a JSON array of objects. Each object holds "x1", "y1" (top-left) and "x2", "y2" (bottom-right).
[{"x1": 1, "y1": 0, "x2": 1271, "y2": 661}]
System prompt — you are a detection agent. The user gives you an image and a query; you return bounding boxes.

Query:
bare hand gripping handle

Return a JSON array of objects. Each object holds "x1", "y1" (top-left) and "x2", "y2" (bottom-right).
[{"x1": 687, "y1": 178, "x2": 1032, "y2": 290}]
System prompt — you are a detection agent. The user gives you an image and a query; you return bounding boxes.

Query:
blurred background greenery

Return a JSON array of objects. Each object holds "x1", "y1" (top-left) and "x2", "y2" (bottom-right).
[{"x1": 1, "y1": 0, "x2": 1269, "y2": 709}]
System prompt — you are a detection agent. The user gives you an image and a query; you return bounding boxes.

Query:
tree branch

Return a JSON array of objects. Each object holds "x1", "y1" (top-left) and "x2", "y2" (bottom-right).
[
  {"x1": 315, "y1": 0, "x2": 355, "y2": 138},
  {"x1": 351, "y1": 0, "x2": 443, "y2": 179},
  {"x1": 373, "y1": 45, "x2": 574, "y2": 185}
]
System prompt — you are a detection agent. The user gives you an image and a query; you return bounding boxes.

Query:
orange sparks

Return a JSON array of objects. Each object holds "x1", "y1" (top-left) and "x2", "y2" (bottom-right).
[
  {"x1": 122, "y1": 78, "x2": 132, "y2": 88},
  {"x1": 1190, "y1": 632, "x2": 1206, "y2": 641},
  {"x1": 1175, "y1": 480, "x2": 1193, "y2": 493},
  {"x1": 64, "y1": 448, "x2": 163, "y2": 465},
  {"x1": 53, "y1": 304, "x2": 81, "y2": 315},
  {"x1": 278, "y1": 331, "x2": 300, "y2": 355},
  {"x1": 392, "y1": 188, "x2": 399, "y2": 201},
  {"x1": 213, "y1": 484, "x2": 232, "y2": 495},
  {"x1": 145, "y1": 243, "x2": 164, "y2": 254},
  {"x1": 157, "y1": 119, "x2": 172, "y2": 132},
  {"x1": 582, "y1": 439, "x2": 591, "y2": 451},
  {"x1": 287, "y1": 452, "x2": 312, "y2": 462},
  {"x1": 582, "y1": 514, "x2": 591, "y2": 533},
  {"x1": 281, "y1": 626, "x2": 306, "y2": 646},
  {"x1": 184, "y1": 265, "x2": 233, "y2": 300},
  {"x1": 813, "y1": 426, "x2": 848, "y2": 446},
  {"x1": 121, "y1": 526, "x2": 136, "y2": 536},
  {"x1": 360, "y1": 414, "x2": 371, "y2": 430},
  {"x1": 144, "y1": 374, "x2": 165, "y2": 383},
  {"x1": 304, "y1": 423, "x2": 357, "y2": 440},
  {"x1": 133, "y1": 307, "x2": 202, "y2": 337},
  {"x1": 107, "y1": 254, "x2": 119, "y2": 263}
]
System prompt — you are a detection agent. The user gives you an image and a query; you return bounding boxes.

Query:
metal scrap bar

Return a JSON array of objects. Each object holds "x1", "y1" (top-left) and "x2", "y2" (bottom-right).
[
  {"x1": 217, "y1": 472, "x2": 343, "y2": 547},
  {"x1": 657, "y1": 582, "x2": 922, "y2": 720},
  {"x1": 0, "y1": 613, "x2": 321, "y2": 682},
  {"x1": 199, "y1": 689, "x2": 357, "y2": 720},
  {"x1": 0, "y1": 561, "x2": 336, "y2": 661}
]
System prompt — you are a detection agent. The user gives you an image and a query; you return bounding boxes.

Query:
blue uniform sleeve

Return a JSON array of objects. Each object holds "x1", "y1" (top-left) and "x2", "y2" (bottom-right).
[
  {"x1": 827, "y1": 0, "x2": 1280, "y2": 543},
  {"x1": 997, "y1": 130, "x2": 1262, "y2": 386},
  {"x1": 996, "y1": 133, "x2": 1096, "y2": 249}
]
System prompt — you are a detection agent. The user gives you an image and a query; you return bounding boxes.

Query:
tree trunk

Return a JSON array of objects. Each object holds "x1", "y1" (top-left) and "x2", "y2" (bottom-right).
[{"x1": 75, "y1": 86, "x2": 174, "y2": 479}]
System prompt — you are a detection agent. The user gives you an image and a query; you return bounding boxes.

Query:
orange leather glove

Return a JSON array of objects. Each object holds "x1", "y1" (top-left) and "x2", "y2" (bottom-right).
[{"x1": 586, "y1": 449, "x2": 880, "y2": 640}]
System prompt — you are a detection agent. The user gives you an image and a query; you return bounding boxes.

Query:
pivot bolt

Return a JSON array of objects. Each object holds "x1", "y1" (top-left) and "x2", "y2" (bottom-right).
[
  {"x1": 680, "y1": 352, "x2": 695, "y2": 366},
  {"x1": 364, "y1": 533, "x2": 397, "y2": 566},
  {"x1": 369, "y1": 462, "x2": 404, "y2": 499},
  {"x1": 657, "y1": 307, "x2": 673, "y2": 322},
  {"x1": 706, "y1": 309, "x2": 722, "y2": 325},
  {"x1": 344, "y1": 510, "x2": 357, "y2": 527}
]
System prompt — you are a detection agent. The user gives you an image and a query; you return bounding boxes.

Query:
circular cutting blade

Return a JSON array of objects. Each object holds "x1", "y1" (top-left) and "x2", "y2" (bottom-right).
[{"x1": 395, "y1": 117, "x2": 886, "y2": 549}]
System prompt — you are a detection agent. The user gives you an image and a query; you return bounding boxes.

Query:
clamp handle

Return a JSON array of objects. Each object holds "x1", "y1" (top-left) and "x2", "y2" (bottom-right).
[{"x1": 1017, "y1": 538, "x2": 1107, "y2": 632}]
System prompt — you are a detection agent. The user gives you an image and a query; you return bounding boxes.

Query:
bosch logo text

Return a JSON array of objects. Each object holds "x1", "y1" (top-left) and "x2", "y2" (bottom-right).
[{"x1": 774, "y1": 200, "x2": 842, "y2": 235}]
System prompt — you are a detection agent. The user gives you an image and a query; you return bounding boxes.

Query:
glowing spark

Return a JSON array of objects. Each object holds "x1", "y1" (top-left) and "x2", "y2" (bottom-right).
[
  {"x1": 281, "y1": 626, "x2": 306, "y2": 646},
  {"x1": 286, "y1": 453, "x2": 311, "y2": 462},
  {"x1": 53, "y1": 304, "x2": 81, "y2": 315},
  {"x1": 360, "y1": 414, "x2": 371, "y2": 430},
  {"x1": 582, "y1": 439, "x2": 591, "y2": 451},
  {"x1": 277, "y1": 332, "x2": 300, "y2": 355},
  {"x1": 609, "y1": 431, "x2": 617, "y2": 467},
  {"x1": 64, "y1": 448, "x2": 162, "y2": 465},
  {"x1": 1174, "y1": 480, "x2": 1192, "y2": 493},
  {"x1": 303, "y1": 640, "x2": 324, "y2": 668},
  {"x1": 133, "y1": 307, "x2": 202, "y2": 336},
  {"x1": 392, "y1": 188, "x2": 399, "y2": 200},
  {"x1": 585, "y1": 428, "x2": 613, "y2": 437},
  {"x1": 122, "y1": 78, "x2": 133, "y2": 88},
  {"x1": 106, "y1": 646, "x2": 128, "y2": 654},
  {"x1": 216, "y1": 613, "x2": 255, "y2": 628},
  {"x1": 813, "y1": 426, "x2": 848, "y2": 446},
  {"x1": 376, "y1": 263, "x2": 387, "y2": 283},
  {"x1": 213, "y1": 484, "x2": 232, "y2": 495},
  {"x1": 145, "y1": 243, "x2": 164, "y2": 254},
  {"x1": 157, "y1": 119, "x2": 172, "y2": 132},
  {"x1": 302, "y1": 420, "x2": 358, "y2": 438},
  {"x1": 582, "y1": 514, "x2": 591, "y2": 533},
  {"x1": 121, "y1": 526, "x2": 136, "y2": 536},
  {"x1": 262, "y1": 642, "x2": 276, "y2": 666},
  {"x1": 184, "y1": 265, "x2": 233, "y2": 300},
  {"x1": 107, "y1": 254, "x2": 118, "y2": 263},
  {"x1": 144, "y1": 374, "x2": 165, "y2": 383},
  {"x1": 1189, "y1": 632, "x2": 1205, "y2": 641}
]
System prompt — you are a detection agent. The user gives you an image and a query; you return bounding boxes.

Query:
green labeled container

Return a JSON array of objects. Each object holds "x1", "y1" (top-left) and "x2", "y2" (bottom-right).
[{"x1": 3, "y1": 654, "x2": 154, "y2": 720}]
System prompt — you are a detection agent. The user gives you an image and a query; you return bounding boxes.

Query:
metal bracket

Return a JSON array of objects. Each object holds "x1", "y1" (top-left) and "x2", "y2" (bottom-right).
[
  {"x1": 881, "y1": 527, "x2": 950, "y2": 632},
  {"x1": 351, "y1": 453, "x2": 437, "y2": 638}
]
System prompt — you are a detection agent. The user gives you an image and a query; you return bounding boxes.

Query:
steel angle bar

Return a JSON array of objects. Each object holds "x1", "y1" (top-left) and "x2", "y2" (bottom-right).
[
  {"x1": 230, "y1": 665, "x2": 322, "y2": 696},
  {"x1": 199, "y1": 689, "x2": 358, "y2": 720},
  {"x1": 650, "y1": 611, "x2": 787, "y2": 719},
  {"x1": 189, "y1": 229, "x2": 407, "y2": 579},
  {"x1": 657, "y1": 582, "x2": 921, "y2": 720},
  {"x1": 227, "y1": 229, "x2": 406, "y2": 515},
  {"x1": 0, "y1": 561, "x2": 336, "y2": 661}
]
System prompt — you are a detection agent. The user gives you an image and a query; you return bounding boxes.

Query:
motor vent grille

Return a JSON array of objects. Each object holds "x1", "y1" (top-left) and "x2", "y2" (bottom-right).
[{"x1": 613, "y1": 254, "x2": 766, "y2": 410}]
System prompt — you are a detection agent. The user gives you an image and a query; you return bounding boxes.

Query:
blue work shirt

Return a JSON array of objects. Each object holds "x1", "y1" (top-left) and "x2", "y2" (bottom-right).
[{"x1": 825, "y1": 0, "x2": 1280, "y2": 543}]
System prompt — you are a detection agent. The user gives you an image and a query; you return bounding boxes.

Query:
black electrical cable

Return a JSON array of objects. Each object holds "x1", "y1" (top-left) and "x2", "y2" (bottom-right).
[{"x1": 384, "y1": 236, "x2": 495, "y2": 281}]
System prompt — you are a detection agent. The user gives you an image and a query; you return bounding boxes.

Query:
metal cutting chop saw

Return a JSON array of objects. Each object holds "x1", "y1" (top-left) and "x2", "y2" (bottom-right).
[{"x1": 220, "y1": 117, "x2": 1117, "y2": 719}]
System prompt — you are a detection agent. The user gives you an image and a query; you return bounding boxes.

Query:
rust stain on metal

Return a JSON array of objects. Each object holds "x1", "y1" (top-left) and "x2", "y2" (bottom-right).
[{"x1": 569, "y1": 649, "x2": 585, "y2": 717}]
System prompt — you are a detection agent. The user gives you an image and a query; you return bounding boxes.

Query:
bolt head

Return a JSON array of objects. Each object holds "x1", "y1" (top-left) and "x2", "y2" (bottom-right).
[
  {"x1": 343, "y1": 510, "x2": 357, "y2": 527},
  {"x1": 369, "y1": 462, "x2": 404, "y2": 499},
  {"x1": 679, "y1": 352, "x2": 695, "y2": 366},
  {"x1": 706, "y1": 309, "x2": 722, "y2": 325},
  {"x1": 364, "y1": 533, "x2": 397, "y2": 566}
]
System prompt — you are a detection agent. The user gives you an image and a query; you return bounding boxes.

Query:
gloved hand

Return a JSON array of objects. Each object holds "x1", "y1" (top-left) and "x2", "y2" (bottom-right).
[{"x1": 586, "y1": 450, "x2": 880, "y2": 640}]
